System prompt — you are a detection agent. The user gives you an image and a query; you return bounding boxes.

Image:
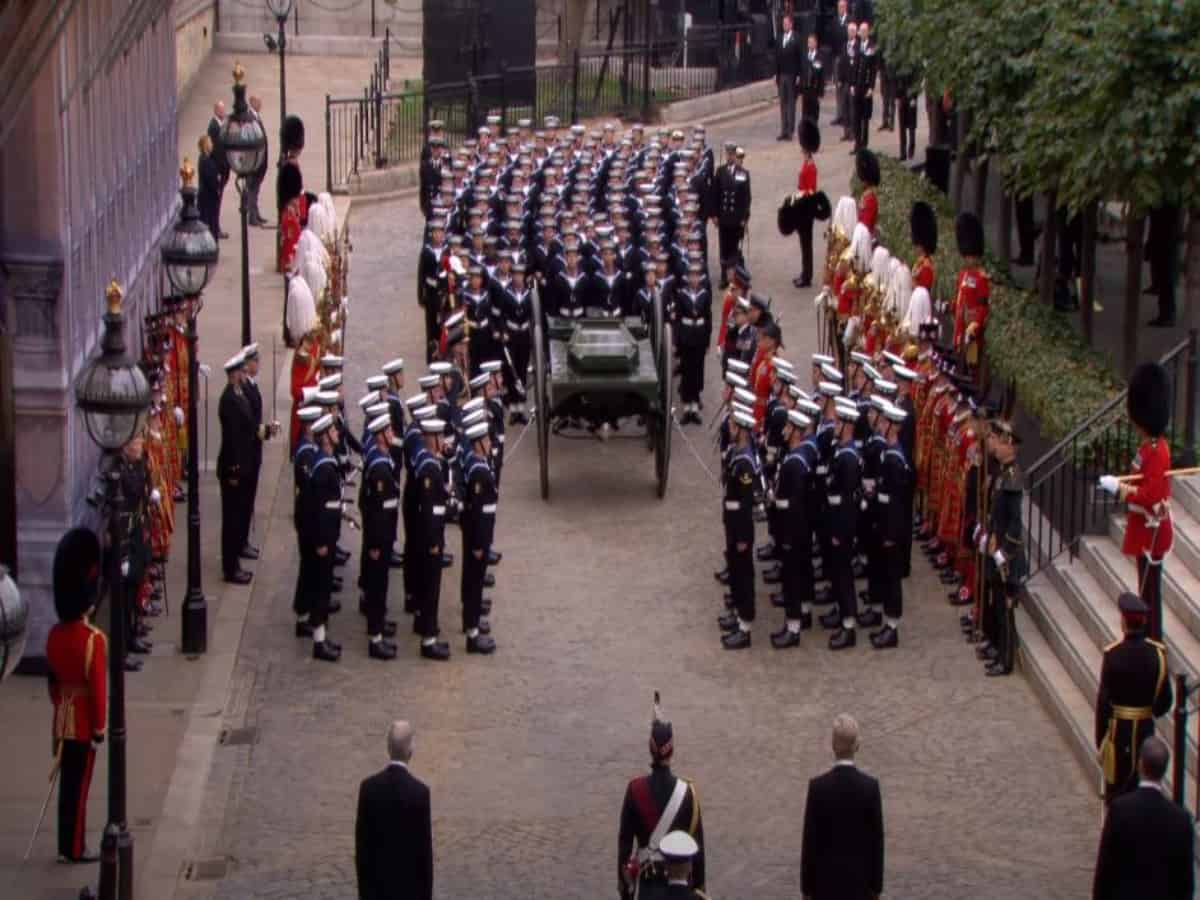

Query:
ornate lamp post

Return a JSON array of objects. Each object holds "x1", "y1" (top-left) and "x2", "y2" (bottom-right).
[
  {"x1": 74, "y1": 281, "x2": 152, "y2": 900},
  {"x1": 161, "y1": 158, "x2": 219, "y2": 656},
  {"x1": 220, "y1": 63, "x2": 267, "y2": 347},
  {"x1": 265, "y1": 0, "x2": 295, "y2": 131}
]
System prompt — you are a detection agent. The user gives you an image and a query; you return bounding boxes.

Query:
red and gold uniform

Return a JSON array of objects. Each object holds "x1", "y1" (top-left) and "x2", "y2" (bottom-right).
[
  {"x1": 952, "y1": 265, "x2": 990, "y2": 365},
  {"x1": 749, "y1": 349, "x2": 775, "y2": 426},
  {"x1": 912, "y1": 252, "x2": 935, "y2": 293},
  {"x1": 858, "y1": 187, "x2": 878, "y2": 236},
  {"x1": 290, "y1": 331, "x2": 324, "y2": 449},
  {"x1": 1121, "y1": 437, "x2": 1173, "y2": 641}
]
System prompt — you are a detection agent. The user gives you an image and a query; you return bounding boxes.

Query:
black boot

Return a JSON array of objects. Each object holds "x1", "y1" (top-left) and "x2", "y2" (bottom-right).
[
  {"x1": 829, "y1": 627, "x2": 857, "y2": 650},
  {"x1": 368, "y1": 639, "x2": 398, "y2": 660},
  {"x1": 870, "y1": 625, "x2": 898, "y2": 649},
  {"x1": 770, "y1": 626, "x2": 801, "y2": 649},
  {"x1": 313, "y1": 640, "x2": 342, "y2": 662}
]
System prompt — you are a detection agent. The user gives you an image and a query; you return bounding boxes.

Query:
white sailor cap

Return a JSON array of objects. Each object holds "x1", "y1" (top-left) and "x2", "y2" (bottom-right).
[
  {"x1": 405, "y1": 391, "x2": 428, "y2": 409},
  {"x1": 862, "y1": 363, "x2": 882, "y2": 383},
  {"x1": 819, "y1": 363, "x2": 843, "y2": 382},
  {"x1": 382, "y1": 358, "x2": 405, "y2": 375},
  {"x1": 358, "y1": 391, "x2": 380, "y2": 410},
  {"x1": 817, "y1": 381, "x2": 843, "y2": 397},
  {"x1": 776, "y1": 367, "x2": 797, "y2": 385},
  {"x1": 318, "y1": 373, "x2": 342, "y2": 390},
  {"x1": 659, "y1": 831, "x2": 699, "y2": 862},
  {"x1": 869, "y1": 394, "x2": 890, "y2": 411},
  {"x1": 429, "y1": 361, "x2": 454, "y2": 376},
  {"x1": 486, "y1": 114, "x2": 502, "y2": 126},
  {"x1": 224, "y1": 352, "x2": 245, "y2": 372},
  {"x1": 366, "y1": 402, "x2": 390, "y2": 418},
  {"x1": 875, "y1": 379, "x2": 898, "y2": 395},
  {"x1": 469, "y1": 373, "x2": 490, "y2": 391},
  {"x1": 732, "y1": 409, "x2": 756, "y2": 429},
  {"x1": 883, "y1": 403, "x2": 908, "y2": 424},
  {"x1": 836, "y1": 404, "x2": 860, "y2": 423},
  {"x1": 731, "y1": 401, "x2": 754, "y2": 418},
  {"x1": 420, "y1": 417, "x2": 447, "y2": 434},
  {"x1": 297, "y1": 406, "x2": 323, "y2": 423},
  {"x1": 367, "y1": 414, "x2": 392, "y2": 435},
  {"x1": 320, "y1": 353, "x2": 343, "y2": 368},
  {"x1": 787, "y1": 384, "x2": 805, "y2": 400},
  {"x1": 312, "y1": 414, "x2": 335, "y2": 435},
  {"x1": 893, "y1": 365, "x2": 918, "y2": 382},
  {"x1": 465, "y1": 421, "x2": 489, "y2": 441},
  {"x1": 882, "y1": 351, "x2": 905, "y2": 367},
  {"x1": 301, "y1": 386, "x2": 320, "y2": 403},
  {"x1": 725, "y1": 371, "x2": 748, "y2": 389},
  {"x1": 480, "y1": 359, "x2": 503, "y2": 374},
  {"x1": 786, "y1": 410, "x2": 812, "y2": 430},
  {"x1": 811, "y1": 353, "x2": 835, "y2": 367},
  {"x1": 735, "y1": 296, "x2": 751, "y2": 311},
  {"x1": 774, "y1": 356, "x2": 795, "y2": 370},
  {"x1": 315, "y1": 390, "x2": 340, "y2": 406},
  {"x1": 462, "y1": 397, "x2": 486, "y2": 413},
  {"x1": 850, "y1": 350, "x2": 871, "y2": 366},
  {"x1": 517, "y1": 118, "x2": 532, "y2": 128},
  {"x1": 798, "y1": 399, "x2": 823, "y2": 417},
  {"x1": 733, "y1": 387, "x2": 756, "y2": 406},
  {"x1": 241, "y1": 342, "x2": 260, "y2": 360},
  {"x1": 462, "y1": 409, "x2": 487, "y2": 427},
  {"x1": 726, "y1": 358, "x2": 751, "y2": 375},
  {"x1": 413, "y1": 404, "x2": 438, "y2": 420},
  {"x1": 417, "y1": 374, "x2": 439, "y2": 389},
  {"x1": 366, "y1": 374, "x2": 388, "y2": 391}
]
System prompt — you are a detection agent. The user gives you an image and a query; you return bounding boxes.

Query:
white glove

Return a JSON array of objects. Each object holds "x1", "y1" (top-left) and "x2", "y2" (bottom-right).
[
  {"x1": 814, "y1": 287, "x2": 830, "y2": 310},
  {"x1": 993, "y1": 550, "x2": 1007, "y2": 568},
  {"x1": 150, "y1": 488, "x2": 162, "y2": 505},
  {"x1": 198, "y1": 363, "x2": 212, "y2": 377},
  {"x1": 977, "y1": 533, "x2": 987, "y2": 553},
  {"x1": 120, "y1": 559, "x2": 130, "y2": 578},
  {"x1": 1097, "y1": 475, "x2": 1120, "y2": 496},
  {"x1": 972, "y1": 524, "x2": 982, "y2": 543},
  {"x1": 174, "y1": 406, "x2": 184, "y2": 426}
]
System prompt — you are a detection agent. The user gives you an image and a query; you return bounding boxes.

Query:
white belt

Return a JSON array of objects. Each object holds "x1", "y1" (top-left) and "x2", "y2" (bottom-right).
[
  {"x1": 877, "y1": 493, "x2": 890, "y2": 504},
  {"x1": 774, "y1": 498, "x2": 790, "y2": 509},
  {"x1": 828, "y1": 495, "x2": 842, "y2": 506},
  {"x1": 565, "y1": 307, "x2": 584, "y2": 317},
  {"x1": 1128, "y1": 502, "x2": 1170, "y2": 523},
  {"x1": 474, "y1": 317, "x2": 490, "y2": 327},
  {"x1": 724, "y1": 500, "x2": 741, "y2": 511},
  {"x1": 680, "y1": 317, "x2": 700, "y2": 326},
  {"x1": 324, "y1": 500, "x2": 342, "y2": 510},
  {"x1": 481, "y1": 503, "x2": 497, "y2": 514},
  {"x1": 816, "y1": 465, "x2": 828, "y2": 475},
  {"x1": 507, "y1": 320, "x2": 531, "y2": 331},
  {"x1": 432, "y1": 505, "x2": 446, "y2": 516},
  {"x1": 382, "y1": 498, "x2": 399, "y2": 509},
  {"x1": 862, "y1": 478, "x2": 876, "y2": 491},
  {"x1": 424, "y1": 277, "x2": 438, "y2": 287},
  {"x1": 497, "y1": 435, "x2": 506, "y2": 444}
]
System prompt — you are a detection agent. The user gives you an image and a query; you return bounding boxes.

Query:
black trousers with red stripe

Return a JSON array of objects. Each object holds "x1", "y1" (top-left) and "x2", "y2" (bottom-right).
[{"x1": 58, "y1": 739, "x2": 96, "y2": 860}]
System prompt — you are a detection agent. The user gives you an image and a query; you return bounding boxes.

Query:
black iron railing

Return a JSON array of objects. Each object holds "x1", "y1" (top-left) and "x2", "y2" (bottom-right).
[
  {"x1": 324, "y1": 29, "x2": 761, "y2": 193},
  {"x1": 1023, "y1": 329, "x2": 1199, "y2": 580}
]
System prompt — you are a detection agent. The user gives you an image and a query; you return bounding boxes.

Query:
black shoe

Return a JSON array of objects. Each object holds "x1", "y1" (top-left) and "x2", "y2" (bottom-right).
[
  {"x1": 771, "y1": 626, "x2": 801, "y2": 649},
  {"x1": 819, "y1": 609, "x2": 842, "y2": 630},
  {"x1": 793, "y1": 275, "x2": 806, "y2": 288},
  {"x1": 123, "y1": 656, "x2": 144, "y2": 672},
  {"x1": 483, "y1": 572, "x2": 496, "y2": 588},
  {"x1": 390, "y1": 551, "x2": 405, "y2": 568},
  {"x1": 770, "y1": 592, "x2": 786, "y2": 608},
  {"x1": 488, "y1": 550, "x2": 503, "y2": 565},
  {"x1": 441, "y1": 553, "x2": 454, "y2": 568},
  {"x1": 328, "y1": 599, "x2": 342, "y2": 614},
  {"x1": 335, "y1": 548, "x2": 351, "y2": 565},
  {"x1": 756, "y1": 543, "x2": 778, "y2": 561},
  {"x1": 871, "y1": 625, "x2": 898, "y2": 649},
  {"x1": 813, "y1": 586, "x2": 833, "y2": 605},
  {"x1": 976, "y1": 644, "x2": 998, "y2": 661},
  {"x1": 223, "y1": 570, "x2": 252, "y2": 585},
  {"x1": 368, "y1": 639, "x2": 397, "y2": 660},
  {"x1": 723, "y1": 593, "x2": 735, "y2": 609},
  {"x1": 949, "y1": 589, "x2": 973, "y2": 607},
  {"x1": 985, "y1": 661, "x2": 1011, "y2": 677},
  {"x1": 717, "y1": 611, "x2": 740, "y2": 632},
  {"x1": 313, "y1": 640, "x2": 341, "y2": 662},
  {"x1": 129, "y1": 637, "x2": 153, "y2": 655},
  {"x1": 800, "y1": 611, "x2": 813, "y2": 630},
  {"x1": 481, "y1": 597, "x2": 493, "y2": 615},
  {"x1": 763, "y1": 564, "x2": 783, "y2": 584},
  {"x1": 829, "y1": 627, "x2": 857, "y2": 650},
  {"x1": 295, "y1": 620, "x2": 314, "y2": 638},
  {"x1": 467, "y1": 633, "x2": 497, "y2": 654},
  {"x1": 420, "y1": 641, "x2": 451, "y2": 660},
  {"x1": 722, "y1": 629, "x2": 752, "y2": 649},
  {"x1": 239, "y1": 545, "x2": 260, "y2": 560},
  {"x1": 58, "y1": 849, "x2": 100, "y2": 864},
  {"x1": 714, "y1": 567, "x2": 730, "y2": 585},
  {"x1": 857, "y1": 609, "x2": 882, "y2": 628}
]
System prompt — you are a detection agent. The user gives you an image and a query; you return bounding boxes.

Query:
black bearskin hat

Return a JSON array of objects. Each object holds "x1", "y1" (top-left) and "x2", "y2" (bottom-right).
[
  {"x1": 1127, "y1": 362, "x2": 1171, "y2": 438},
  {"x1": 855, "y1": 149, "x2": 880, "y2": 187},
  {"x1": 810, "y1": 190, "x2": 832, "y2": 221},
  {"x1": 777, "y1": 198, "x2": 798, "y2": 236},
  {"x1": 911, "y1": 201, "x2": 938, "y2": 254},
  {"x1": 955, "y1": 211, "x2": 985, "y2": 258},
  {"x1": 53, "y1": 527, "x2": 102, "y2": 621},
  {"x1": 276, "y1": 161, "x2": 303, "y2": 210},
  {"x1": 798, "y1": 118, "x2": 821, "y2": 155},
  {"x1": 281, "y1": 115, "x2": 305, "y2": 154}
]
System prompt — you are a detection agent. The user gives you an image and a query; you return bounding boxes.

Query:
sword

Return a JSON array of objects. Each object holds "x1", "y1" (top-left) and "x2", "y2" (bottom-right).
[
  {"x1": 23, "y1": 765, "x2": 59, "y2": 862},
  {"x1": 501, "y1": 342, "x2": 527, "y2": 399}
]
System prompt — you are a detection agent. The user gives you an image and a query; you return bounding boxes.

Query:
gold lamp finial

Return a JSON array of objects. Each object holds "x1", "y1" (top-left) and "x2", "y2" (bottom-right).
[
  {"x1": 106, "y1": 280, "x2": 124, "y2": 315},
  {"x1": 180, "y1": 157, "x2": 195, "y2": 188},
  {"x1": 233, "y1": 61, "x2": 245, "y2": 85}
]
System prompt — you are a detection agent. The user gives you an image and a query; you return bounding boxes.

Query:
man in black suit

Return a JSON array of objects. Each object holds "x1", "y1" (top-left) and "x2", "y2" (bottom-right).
[
  {"x1": 205, "y1": 100, "x2": 230, "y2": 239},
  {"x1": 217, "y1": 352, "x2": 256, "y2": 584},
  {"x1": 801, "y1": 714, "x2": 884, "y2": 900},
  {"x1": 239, "y1": 343, "x2": 279, "y2": 563},
  {"x1": 1093, "y1": 736, "x2": 1193, "y2": 900},
  {"x1": 800, "y1": 32, "x2": 825, "y2": 125},
  {"x1": 355, "y1": 721, "x2": 434, "y2": 900},
  {"x1": 830, "y1": 1, "x2": 850, "y2": 127},
  {"x1": 197, "y1": 134, "x2": 222, "y2": 242},
  {"x1": 775, "y1": 14, "x2": 803, "y2": 140}
]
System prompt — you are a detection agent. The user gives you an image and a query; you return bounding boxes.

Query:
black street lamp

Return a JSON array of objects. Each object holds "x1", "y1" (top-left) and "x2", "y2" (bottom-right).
[
  {"x1": 161, "y1": 158, "x2": 219, "y2": 657},
  {"x1": 220, "y1": 62, "x2": 267, "y2": 347},
  {"x1": 265, "y1": 0, "x2": 294, "y2": 135},
  {"x1": 74, "y1": 280, "x2": 152, "y2": 900}
]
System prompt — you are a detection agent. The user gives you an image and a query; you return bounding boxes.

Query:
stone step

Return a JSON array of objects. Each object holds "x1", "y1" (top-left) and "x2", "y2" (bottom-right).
[
  {"x1": 1015, "y1": 597, "x2": 1102, "y2": 788},
  {"x1": 1171, "y1": 474, "x2": 1200, "y2": 524},
  {"x1": 1109, "y1": 509, "x2": 1200, "y2": 639}
]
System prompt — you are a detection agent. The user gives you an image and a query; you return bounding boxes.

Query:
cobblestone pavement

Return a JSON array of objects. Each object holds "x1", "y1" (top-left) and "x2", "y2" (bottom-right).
[{"x1": 195, "y1": 103, "x2": 1097, "y2": 900}]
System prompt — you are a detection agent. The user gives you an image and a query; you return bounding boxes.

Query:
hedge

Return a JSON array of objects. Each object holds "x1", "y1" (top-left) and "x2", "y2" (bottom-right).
[{"x1": 859, "y1": 157, "x2": 1124, "y2": 446}]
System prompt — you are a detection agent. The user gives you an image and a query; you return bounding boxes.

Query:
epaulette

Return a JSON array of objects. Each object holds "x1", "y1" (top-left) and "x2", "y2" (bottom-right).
[
  {"x1": 1148, "y1": 638, "x2": 1167, "y2": 652},
  {"x1": 1103, "y1": 638, "x2": 1121, "y2": 653}
]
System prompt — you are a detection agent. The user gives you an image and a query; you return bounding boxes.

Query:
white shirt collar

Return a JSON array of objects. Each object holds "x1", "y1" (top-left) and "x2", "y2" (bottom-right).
[
  {"x1": 833, "y1": 759, "x2": 856, "y2": 768},
  {"x1": 388, "y1": 760, "x2": 409, "y2": 770},
  {"x1": 1138, "y1": 779, "x2": 1167, "y2": 795},
  {"x1": 668, "y1": 879, "x2": 690, "y2": 886}
]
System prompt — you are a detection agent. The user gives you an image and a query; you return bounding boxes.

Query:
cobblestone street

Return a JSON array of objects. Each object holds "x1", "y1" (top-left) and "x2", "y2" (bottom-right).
[{"x1": 188, "y1": 104, "x2": 1098, "y2": 900}]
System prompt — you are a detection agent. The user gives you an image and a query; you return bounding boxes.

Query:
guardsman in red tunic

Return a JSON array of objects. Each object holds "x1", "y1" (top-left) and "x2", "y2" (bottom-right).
[
  {"x1": 794, "y1": 120, "x2": 821, "y2": 288},
  {"x1": 1099, "y1": 362, "x2": 1175, "y2": 642},
  {"x1": 46, "y1": 527, "x2": 107, "y2": 864},
  {"x1": 952, "y1": 213, "x2": 990, "y2": 384},
  {"x1": 750, "y1": 322, "x2": 781, "y2": 426},
  {"x1": 910, "y1": 201, "x2": 937, "y2": 293},
  {"x1": 856, "y1": 150, "x2": 880, "y2": 236}
]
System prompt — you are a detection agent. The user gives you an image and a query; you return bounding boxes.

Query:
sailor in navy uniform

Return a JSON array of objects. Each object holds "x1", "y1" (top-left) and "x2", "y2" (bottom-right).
[
  {"x1": 418, "y1": 219, "x2": 448, "y2": 362},
  {"x1": 855, "y1": 394, "x2": 889, "y2": 632},
  {"x1": 308, "y1": 413, "x2": 344, "y2": 662},
  {"x1": 292, "y1": 404, "x2": 322, "y2": 637},
  {"x1": 478, "y1": 359, "x2": 507, "y2": 488},
  {"x1": 770, "y1": 408, "x2": 817, "y2": 648},
  {"x1": 360, "y1": 413, "x2": 400, "y2": 660},
  {"x1": 401, "y1": 398, "x2": 434, "y2": 618},
  {"x1": 548, "y1": 243, "x2": 588, "y2": 319},
  {"x1": 826, "y1": 401, "x2": 863, "y2": 650},
  {"x1": 414, "y1": 417, "x2": 451, "y2": 660},
  {"x1": 718, "y1": 409, "x2": 760, "y2": 650},
  {"x1": 460, "y1": 421, "x2": 499, "y2": 654},
  {"x1": 870, "y1": 402, "x2": 912, "y2": 649},
  {"x1": 674, "y1": 262, "x2": 711, "y2": 425},
  {"x1": 587, "y1": 240, "x2": 630, "y2": 317}
]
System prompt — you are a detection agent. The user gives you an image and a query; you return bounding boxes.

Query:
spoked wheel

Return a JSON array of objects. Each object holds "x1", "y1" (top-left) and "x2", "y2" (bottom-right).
[
  {"x1": 655, "y1": 322, "x2": 674, "y2": 498},
  {"x1": 532, "y1": 287, "x2": 550, "y2": 501}
]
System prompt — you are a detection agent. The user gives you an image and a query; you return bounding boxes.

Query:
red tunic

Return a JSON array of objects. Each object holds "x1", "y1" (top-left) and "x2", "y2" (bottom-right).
[
  {"x1": 952, "y1": 267, "x2": 990, "y2": 349},
  {"x1": 858, "y1": 188, "x2": 878, "y2": 235},
  {"x1": 836, "y1": 272, "x2": 859, "y2": 318},
  {"x1": 289, "y1": 334, "x2": 323, "y2": 448},
  {"x1": 750, "y1": 351, "x2": 775, "y2": 425},
  {"x1": 47, "y1": 620, "x2": 107, "y2": 742},
  {"x1": 715, "y1": 289, "x2": 736, "y2": 349},
  {"x1": 279, "y1": 194, "x2": 310, "y2": 274},
  {"x1": 912, "y1": 253, "x2": 935, "y2": 292},
  {"x1": 1122, "y1": 437, "x2": 1173, "y2": 559},
  {"x1": 798, "y1": 159, "x2": 817, "y2": 194}
]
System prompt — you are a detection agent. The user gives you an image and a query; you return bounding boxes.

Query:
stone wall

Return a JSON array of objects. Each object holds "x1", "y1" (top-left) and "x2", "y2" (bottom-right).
[{"x1": 175, "y1": 0, "x2": 216, "y2": 102}]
